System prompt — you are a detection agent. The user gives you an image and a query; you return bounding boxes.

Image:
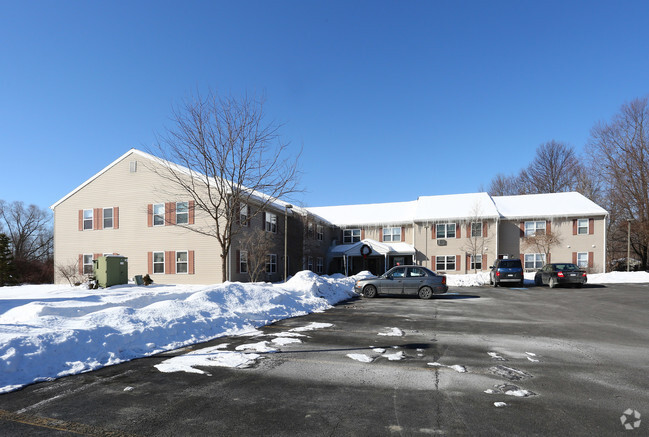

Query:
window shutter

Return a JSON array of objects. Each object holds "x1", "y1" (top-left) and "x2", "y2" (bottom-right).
[
  {"x1": 188, "y1": 250, "x2": 195, "y2": 275},
  {"x1": 361, "y1": 229, "x2": 365, "y2": 240},
  {"x1": 455, "y1": 255, "x2": 461, "y2": 270},
  {"x1": 483, "y1": 254, "x2": 487, "y2": 269},
  {"x1": 431, "y1": 224, "x2": 436, "y2": 239},
  {"x1": 401, "y1": 227, "x2": 405, "y2": 242},
  {"x1": 148, "y1": 252, "x2": 153, "y2": 275},
  {"x1": 572, "y1": 252, "x2": 577, "y2": 264},
  {"x1": 519, "y1": 254, "x2": 524, "y2": 264},
  {"x1": 165, "y1": 251, "x2": 174, "y2": 274},
  {"x1": 165, "y1": 202, "x2": 175, "y2": 225},
  {"x1": 588, "y1": 252, "x2": 594, "y2": 269},
  {"x1": 236, "y1": 250, "x2": 241, "y2": 274},
  {"x1": 547, "y1": 253, "x2": 551, "y2": 263},
  {"x1": 466, "y1": 254, "x2": 471, "y2": 270},
  {"x1": 546, "y1": 221, "x2": 551, "y2": 234},
  {"x1": 379, "y1": 229, "x2": 383, "y2": 242},
  {"x1": 466, "y1": 224, "x2": 471, "y2": 238},
  {"x1": 572, "y1": 219, "x2": 578, "y2": 235},
  {"x1": 589, "y1": 218, "x2": 594, "y2": 234},
  {"x1": 93, "y1": 253, "x2": 101, "y2": 260},
  {"x1": 147, "y1": 204, "x2": 153, "y2": 227},
  {"x1": 113, "y1": 207, "x2": 119, "y2": 229},
  {"x1": 189, "y1": 200, "x2": 195, "y2": 225},
  {"x1": 483, "y1": 222, "x2": 488, "y2": 238},
  {"x1": 94, "y1": 208, "x2": 102, "y2": 230},
  {"x1": 456, "y1": 223, "x2": 461, "y2": 238},
  {"x1": 519, "y1": 222, "x2": 525, "y2": 237},
  {"x1": 78, "y1": 254, "x2": 83, "y2": 275},
  {"x1": 78, "y1": 210, "x2": 83, "y2": 231}
]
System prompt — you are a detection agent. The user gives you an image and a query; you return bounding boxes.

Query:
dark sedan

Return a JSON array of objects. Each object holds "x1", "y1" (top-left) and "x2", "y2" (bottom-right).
[
  {"x1": 534, "y1": 263, "x2": 587, "y2": 288},
  {"x1": 354, "y1": 265, "x2": 448, "y2": 299}
]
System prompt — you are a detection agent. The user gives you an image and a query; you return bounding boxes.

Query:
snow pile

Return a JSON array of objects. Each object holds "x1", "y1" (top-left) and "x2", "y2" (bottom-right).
[
  {"x1": 0, "y1": 272, "x2": 360, "y2": 393},
  {"x1": 446, "y1": 271, "x2": 491, "y2": 287},
  {"x1": 587, "y1": 271, "x2": 649, "y2": 283}
]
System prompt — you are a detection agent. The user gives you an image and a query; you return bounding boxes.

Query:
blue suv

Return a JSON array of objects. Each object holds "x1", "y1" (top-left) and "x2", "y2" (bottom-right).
[{"x1": 489, "y1": 259, "x2": 524, "y2": 287}]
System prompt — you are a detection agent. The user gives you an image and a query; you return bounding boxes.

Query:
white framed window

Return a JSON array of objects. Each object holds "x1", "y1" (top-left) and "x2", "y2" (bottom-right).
[
  {"x1": 383, "y1": 227, "x2": 401, "y2": 242},
  {"x1": 176, "y1": 202, "x2": 189, "y2": 225},
  {"x1": 436, "y1": 223, "x2": 456, "y2": 239},
  {"x1": 153, "y1": 203, "x2": 165, "y2": 226},
  {"x1": 266, "y1": 254, "x2": 277, "y2": 274},
  {"x1": 103, "y1": 208, "x2": 113, "y2": 229},
  {"x1": 524, "y1": 253, "x2": 545, "y2": 269},
  {"x1": 240, "y1": 250, "x2": 248, "y2": 274},
  {"x1": 577, "y1": 219, "x2": 588, "y2": 235},
  {"x1": 83, "y1": 254, "x2": 93, "y2": 274},
  {"x1": 176, "y1": 251, "x2": 188, "y2": 274},
  {"x1": 316, "y1": 257, "x2": 323, "y2": 274},
  {"x1": 525, "y1": 221, "x2": 546, "y2": 237},
  {"x1": 240, "y1": 204, "x2": 249, "y2": 225},
  {"x1": 436, "y1": 255, "x2": 456, "y2": 271},
  {"x1": 153, "y1": 251, "x2": 165, "y2": 274},
  {"x1": 265, "y1": 213, "x2": 277, "y2": 233},
  {"x1": 308, "y1": 222, "x2": 314, "y2": 238},
  {"x1": 470, "y1": 254, "x2": 483, "y2": 270},
  {"x1": 83, "y1": 209, "x2": 93, "y2": 230},
  {"x1": 307, "y1": 256, "x2": 314, "y2": 271},
  {"x1": 317, "y1": 225, "x2": 324, "y2": 241},
  {"x1": 577, "y1": 252, "x2": 588, "y2": 268},
  {"x1": 343, "y1": 229, "x2": 361, "y2": 244},
  {"x1": 471, "y1": 222, "x2": 482, "y2": 238}
]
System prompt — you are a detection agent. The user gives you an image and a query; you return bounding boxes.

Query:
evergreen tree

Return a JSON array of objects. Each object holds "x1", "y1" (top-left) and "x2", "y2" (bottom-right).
[{"x1": 0, "y1": 233, "x2": 17, "y2": 286}]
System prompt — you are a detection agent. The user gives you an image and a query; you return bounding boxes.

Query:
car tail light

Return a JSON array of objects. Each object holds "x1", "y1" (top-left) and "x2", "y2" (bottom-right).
[
  {"x1": 582, "y1": 272, "x2": 587, "y2": 277},
  {"x1": 496, "y1": 271, "x2": 500, "y2": 277},
  {"x1": 557, "y1": 271, "x2": 564, "y2": 278},
  {"x1": 442, "y1": 276, "x2": 446, "y2": 285}
]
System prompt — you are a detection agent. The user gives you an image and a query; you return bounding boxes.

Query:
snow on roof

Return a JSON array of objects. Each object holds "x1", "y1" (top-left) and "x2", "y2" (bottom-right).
[
  {"x1": 414, "y1": 192, "x2": 500, "y2": 222},
  {"x1": 307, "y1": 200, "x2": 418, "y2": 227},
  {"x1": 330, "y1": 239, "x2": 416, "y2": 256},
  {"x1": 492, "y1": 192, "x2": 608, "y2": 219}
]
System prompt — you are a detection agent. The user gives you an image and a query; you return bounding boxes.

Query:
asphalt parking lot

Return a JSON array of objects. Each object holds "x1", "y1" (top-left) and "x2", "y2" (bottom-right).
[{"x1": 0, "y1": 282, "x2": 647, "y2": 436}]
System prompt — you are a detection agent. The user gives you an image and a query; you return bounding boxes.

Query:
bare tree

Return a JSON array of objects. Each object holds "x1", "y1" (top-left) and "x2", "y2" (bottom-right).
[
  {"x1": 588, "y1": 96, "x2": 649, "y2": 269},
  {"x1": 521, "y1": 230, "x2": 562, "y2": 266},
  {"x1": 461, "y1": 203, "x2": 493, "y2": 273},
  {"x1": 56, "y1": 261, "x2": 83, "y2": 286},
  {"x1": 486, "y1": 173, "x2": 523, "y2": 196},
  {"x1": 518, "y1": 141, "x2": 582, "y2": 194},
  {"x1": 149, "y1": 90, "x2": 301, "y2": 282},
  {"x1": 240, "y1": 229, "x2": 276, "y2": 282}
]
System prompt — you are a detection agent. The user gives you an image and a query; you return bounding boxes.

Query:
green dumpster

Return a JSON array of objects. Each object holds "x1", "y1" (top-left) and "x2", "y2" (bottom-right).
[{"x1": 93, "y1": 255, "x2": 128, "y2": 288}]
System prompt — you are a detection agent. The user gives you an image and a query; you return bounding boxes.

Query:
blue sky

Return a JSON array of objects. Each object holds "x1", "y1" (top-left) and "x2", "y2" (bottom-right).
[{"x1": 1, "y1": 1, "x2": 648, "y2": 211}]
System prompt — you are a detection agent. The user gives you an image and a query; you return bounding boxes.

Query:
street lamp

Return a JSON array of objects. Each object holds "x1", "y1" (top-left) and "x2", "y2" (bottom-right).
[
  {"x1": 627, "y1": 219, "x2": 633, "y2": 272},
  {"x1": 284, "y1": 204, "x2": 293, "y2": 282}
]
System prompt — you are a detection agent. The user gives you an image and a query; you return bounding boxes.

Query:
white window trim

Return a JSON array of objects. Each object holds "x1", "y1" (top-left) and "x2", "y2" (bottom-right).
[
  {"x1": 576, "y1": 252, "x2": 588, "y2": 268},
  {"x1": 153, "y1": 203, "x2": 165, "y2": 226},
  {"x1": 577, "y1": 218, "x2": 588, "y2": 235},
  {"x1": 316, "y1": 257, "x2": 323, "y2": 274},
  {"x1": 266, "y1": 254, "x2": 277, "y2": 274},
  {"x1": 525, "y1": 221, "x2": 546, "y2": 237},
  {"x1": 82, "y1": 254, "x2": 93, "y2": 274},
  {"x1": 524, "y1": 253, "x2": 545, "y2": 269},
  {"x1": 383, "y1": 227, "x2": 401, "y2": 242},
  {"x1": 240, "y1": 204, "x2": 249, "y2": 226},
  {"x1": 176, "y1": 202, "x2": 189, "y2": 225},
  {"x1": 83, "y1": 209, "x2": 93, "y2": 230},
  {"x1": 470, "y1": 254, "x2": 483, "y2": 270},
  {"x1": 175, "y1": 250, "x2": 188, "y2": 274},
  {"x1": 436, "y1": 223, "x2": 456, "y2": 239},
  {"x1": 471, "y1": 222, "x2": 482, "y2": 238},
  {"x1": 240, "y1": 250, "x2": 248, "y2": 274},
  {"x1": 153, "y1": 251, "x2": 165, "y2": 274},
  {"x1": 435, "y1": 255, "x2": 456, "y2": 271},
  {"x1": 317, "y1": 225, "x2": 324, "y2": 241},
  {"x1": 307, "y1": 256, "x2": 314, "y2": 271},
  {"x1": 103, "y1": 207, "x2": 113, "y2": 229},
  {"x1": 343, "y1": 229, "x2": 361, "y2": 244},
  {"x1": 265, "y1": 213, "x2": 277, "y2": 233}
]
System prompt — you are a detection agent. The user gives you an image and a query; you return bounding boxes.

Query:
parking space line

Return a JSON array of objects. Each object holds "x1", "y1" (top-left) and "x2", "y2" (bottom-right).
[{"x1": 0, "y1": 409, "x2": 137, "y2": 437}]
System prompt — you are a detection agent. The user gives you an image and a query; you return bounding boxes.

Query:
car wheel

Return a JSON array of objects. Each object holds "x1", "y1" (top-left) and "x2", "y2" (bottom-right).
[
  {"x1": 534, "y1": 275, "x2": 542, "y2": 286},
  {"x1": 418, "y1": 286, "x2": 433, "y2": 300},
  {"x1": 363, "y1": 285, "x2": 377, "y2": 298},
  {"x1": 549, "y1": 277, "x2": 558, "y2": 289}
]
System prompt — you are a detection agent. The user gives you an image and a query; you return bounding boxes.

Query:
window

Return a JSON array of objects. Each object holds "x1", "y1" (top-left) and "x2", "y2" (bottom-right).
[
  {"x1": 83, "y1": 254, "x2": 93, "y2": 274},
  {"x1": 266, "y1": 254, "x2": 277, "y2": 274},
  {"x1": 389, "y1": 267, "x2": 407, "y2": 278},
  {"x1": 383, "y1": 227, "x2": 401, "y2": 242},
  {"x1": 240, "y1": 204, "x2": 249, "y2": 226},
  {"x1": 316, "y1": 257, "x2": 323, "y2": 274},
  {"x1": 153, "y1": 251, "x2": 165, "y2": 274},
  {"x1": 129, "y1": 161, "x2": 137, "y2": 173},
  {"x1": 577, "y1": 252, "x2": 588, "y2": 268},
  {"x1": 317, "y1": 225, "x2": 324, "y2": 241},
  {"x1": 436, "y1": 255, "x2": 456, "y2": 271},
  {"x1": 407, "y1": 267, "x2": 428, "y2": 277},
  {"x1": 153, "y1": 203, "x2": 165, "y2": 226},
  {"x1": 240, "y1": 251, "x2": 248, "y2": 274},
  {"x1": 176, "y1": 251, "x2": 188, "y2": 274},
  {"x1": 525, "y1": 221, "x2": 546, "y2": 237},
  {"x1": 265, "y1": 213, "x2": 277, "y2": 233},
  {"x1": 83, "y1": 209, "x2": 93, "y2": 230},
  {"x1": 307, "y1": 256, "x2": 313, "y2": 271},
  {"x1": 577, "y1": 219, "x2": 588, "y2": 235},
  {"x1": 524, "y1": 253, "x2": 545, "y2": 269},
  {"x1": 103, "y1": 208, "x2": 113, "y2": 229},
  {"x1": 308, "y1": 222, "x2": 314, "y2": 238},
  {"x1": 343, "y1": 229, "x2": 361, "y2": 243},
  {"x1": 471, "y1": 222, "x2": 482, "y2": 238},
  {"x1": 436, "y1": 223, "x2": 455, "y2": 239},
  {"x1": 470, "y1": 254, "x2": 482, "y2": 270},
  {"x1": 176, "y1": 202, "x2": 189, "y2": 225}
]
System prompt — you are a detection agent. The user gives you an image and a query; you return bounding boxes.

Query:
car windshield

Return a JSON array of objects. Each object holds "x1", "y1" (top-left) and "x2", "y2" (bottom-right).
[{"x1": 499, "y1": 260, "x2": 521, "y2": 268}]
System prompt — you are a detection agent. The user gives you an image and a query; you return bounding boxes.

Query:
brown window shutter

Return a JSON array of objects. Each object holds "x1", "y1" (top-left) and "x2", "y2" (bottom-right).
[
  {"x1": 78, "y1": 210, "x2": 83, "y2": 231},
  {"x1": 401, "y1": 227, "x2": 405, "y2": 242},
  {"x1": 483, "y1": 222, "x2": 488, "y2": 238},
  {"x1": 520, "y1": 254, "x2": 524, "y2": 264},
  {"x1": 113, "y1": 207, "x2": 119, "y2": 229},
  {"x1": 519, "y1": 222, "x2": 525, "y2": 237},
  {"x1": 188, "y1": 250, "x2": 195, "y2": 275},
  {"x1": 236, "y1": 250, "x2": 241, "y2": 274},
  {"x1": 93, "y1": 253, "x2": 101, "y2": 260},
  {"x1": 361, "y1": 229, "x2": 365, "y2": 240},
  {"x1": 572, "y1": 219, "x2": 578, "y2": 235},
  {"x1": 147, "y1": 252, "x2": 153, "y2": 275},
  {"x1": 456, "y1": 223, "x2": 461, "y2": 238},
  {"x1": 165, "y1": 202, "x2": 175, "y2": 225},
  {"x1": 189, "y1": 200, "x2": 195, "y2": 225},
  {"x1": 78, "y1": 254, "x2": 83, "y2": 275},
  {"x1": 589, "y1": 218, "x2": 594, "y2": 234},
  {"x1": 572, "y1": 252, "x2": 577, "y2": 264},
  {"x1": 588, "y1": 252, "x2": 594, "y2": 268},
  {"x1": 147, "y1": 204, "x2": 153, "y2": 227},
  {"x1": 547, "y1": 253, "x2": 551, "y2": 263},
  {"x1": 379, "y1": 229, "x2": 383, "y2": 242},
  {"x1": 432, "y1": 224, "x2": 436, "y2": 239},
  {"x1": 466, "y1": 224, "x2": 471, "y2": 238},
  {"x1": 546, "y1": 221, "x2": 551, "y2": 234},
  {"x1": 94, "y1": 208, "x2": 102, "y2": 230},
  {"x1": 165, "y1": 251, "x2": 174, "y2": 274},
  {"x1": 455, "y1": 255, "x2": 461, "y2": 270},
  {"x1": 466, "y1": 254, "x2": 471, "y2": 270},
  {"x1": 483, "y1": 254, "x2": 487, "y2": 269}
]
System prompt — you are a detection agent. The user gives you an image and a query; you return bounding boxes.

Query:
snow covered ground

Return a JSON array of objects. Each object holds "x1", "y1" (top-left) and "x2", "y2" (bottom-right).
[{"x1": 0, "y1": 270, "x2": 646, "y2": 394}]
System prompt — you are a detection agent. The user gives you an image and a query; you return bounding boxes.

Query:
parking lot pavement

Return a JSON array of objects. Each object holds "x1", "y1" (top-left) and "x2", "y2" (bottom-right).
[{"x1": 0, "y1": 283, "x2": 647, "y2": 436}]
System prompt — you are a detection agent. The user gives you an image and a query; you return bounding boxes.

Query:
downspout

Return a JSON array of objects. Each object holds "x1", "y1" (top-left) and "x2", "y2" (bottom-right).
[{"x1": 603, "y1": 214, "x2": 608, "y2": 273}]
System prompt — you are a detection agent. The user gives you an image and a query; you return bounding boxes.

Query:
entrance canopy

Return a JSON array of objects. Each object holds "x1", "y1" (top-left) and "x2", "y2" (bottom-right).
[
  {"x1": 328, "y1": 239, "x2": 416, "y2": 276},
  {"x1": 330, "y1": 239, "x2": 415, "y2": 257}
]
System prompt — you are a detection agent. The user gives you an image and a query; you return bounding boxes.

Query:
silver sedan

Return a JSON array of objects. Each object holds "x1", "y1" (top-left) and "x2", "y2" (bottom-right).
[{"x1": 354, "y1": 265, "x2": 448, "y2": 299}]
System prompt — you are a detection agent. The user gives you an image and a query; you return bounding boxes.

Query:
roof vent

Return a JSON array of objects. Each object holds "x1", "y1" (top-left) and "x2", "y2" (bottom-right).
[{"x1": 129, "y1": 161, "x2": 137, "y2": 173}]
